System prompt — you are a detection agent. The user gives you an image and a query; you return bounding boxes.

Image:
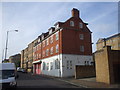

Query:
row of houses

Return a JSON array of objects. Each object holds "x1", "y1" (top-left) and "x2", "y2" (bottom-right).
[
  {"x1": 8, "y1": 8, "x2": 120, "y2": 84},
  {"x1": 21, "y1": 8, "x2": 93, "y2": 77}
]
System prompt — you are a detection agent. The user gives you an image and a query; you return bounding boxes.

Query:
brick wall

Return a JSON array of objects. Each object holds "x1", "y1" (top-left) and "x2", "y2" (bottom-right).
[
  {"x1": 75, "y1": 65, "x2": 95, "y2": 79},
  {"x1": 95, "y1": 46, "x2": 120, "y2": 84}
]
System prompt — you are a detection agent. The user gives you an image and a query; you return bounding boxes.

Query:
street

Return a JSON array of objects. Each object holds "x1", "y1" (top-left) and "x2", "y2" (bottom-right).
[{"x1": 16, "y1": 72, "x2": 82, "y2": 89}]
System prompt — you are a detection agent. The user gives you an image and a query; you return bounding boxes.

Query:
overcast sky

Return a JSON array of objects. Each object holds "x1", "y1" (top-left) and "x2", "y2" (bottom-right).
[{"x1": 0, "y1": 1, "x2": 119, "y2": 62}]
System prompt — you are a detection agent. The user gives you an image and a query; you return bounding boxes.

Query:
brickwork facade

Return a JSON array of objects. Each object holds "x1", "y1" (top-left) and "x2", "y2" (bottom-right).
[
  {"x1": 21, "y1": 8, "x2": 93, "y2": 77},
  {"x1": 9, "y1": 54, "x2": 21, "y2": 67}
]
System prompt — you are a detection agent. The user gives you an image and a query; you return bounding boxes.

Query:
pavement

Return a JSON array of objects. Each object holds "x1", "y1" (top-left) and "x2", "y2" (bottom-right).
[
  {"x1": 59, "y1": 77, "x2": 120, "y2": 88},
  {"x1": 36, "y1": 74, "x2": 120, "y2": 88}
]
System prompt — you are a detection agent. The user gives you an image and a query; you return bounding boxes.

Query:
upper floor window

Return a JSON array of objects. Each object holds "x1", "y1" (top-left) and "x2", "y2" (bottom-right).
[
  {"x1": 70, "y1": 21, "x2": 74, "y2": 26},
  {"x1": 43, "y1": 41, "x2": 45, "y2": 48},
  {"x1": 42, "y1": 50, "x2": 45, "y2": 57},
  {"x1": 50, "y1": 35, "x2": 53, "y2": 43},
  {"x1": 56, "y1": 32, "x2": 59, "y2": 41},
  {"x1": 33, "y1": 47, "x2": 36, "y2": 52},
  {"x1": 42, "y1": 35, "x2": 44, "y2": 40},
  {"x1": 55, "y1": 24, "x2": 59, "y2": 30},
  {"x1": 56, "y1": 44, "x2": 59, "y2": 53},
  {"x1": 49, "y1": 29, "x2": 52, "y2": 35},
  {"x1": 80, "y1": 23, "x2": 83, "y2": 28},
  {"x1": 46, "y1": 49, "x2": 49, "y2": 56},
  {"x1": 39, "y1": 53, "x2": 41, "y2": 59},
  {"x1": 80, "y1": 45, "x2": 84, "y2": 52},
  {"x1": 39, "y1": 44, "x2": 41, "y2": 49},
  {"x1": 38, "y1": 38, "x2": 40, "y2": 43},
  {"x1": 79, "y1": 34, "x2": 84, "y2": 40},
  {"x1": 46, "y1": 38, "x2": 49, "y2": 46},
  {"x1": 50, "y1": 47, "x2": 53, "y2": 55}
]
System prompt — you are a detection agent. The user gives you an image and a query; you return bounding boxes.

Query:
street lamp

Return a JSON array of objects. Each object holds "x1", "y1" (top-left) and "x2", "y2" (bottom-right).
[{"x1": 4, "y1": 30, "x2": 18, "y2": 62}]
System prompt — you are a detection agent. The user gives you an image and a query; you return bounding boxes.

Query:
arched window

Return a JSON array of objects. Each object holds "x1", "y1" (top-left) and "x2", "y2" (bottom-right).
[{"x1": 70, "y1": 21, "x2": 74, "y2": 26}]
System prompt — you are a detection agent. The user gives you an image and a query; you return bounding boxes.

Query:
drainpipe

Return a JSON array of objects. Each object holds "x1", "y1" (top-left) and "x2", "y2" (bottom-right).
[{"x1": 103, "y1": 38, "x2": 106, "y2": 48}]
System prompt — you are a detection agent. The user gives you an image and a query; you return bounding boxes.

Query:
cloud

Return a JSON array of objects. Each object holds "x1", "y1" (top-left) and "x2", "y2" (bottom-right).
[
  {"x1": 88, "y1": 8, "x2": 117, "y2": 23},
  {"x1": 1, "y1": 2, "x2": 118, "y2": 59}
]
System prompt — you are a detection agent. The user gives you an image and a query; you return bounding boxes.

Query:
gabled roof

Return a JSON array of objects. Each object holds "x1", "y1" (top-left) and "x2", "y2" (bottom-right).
[
  {"x1": 54, "y1": 22, "x2": 64, "y2": 26},
  {"x1": 106, "y1": 33, "x2": 120, "y2": 40},
  {"x1": 96, "y1": 33, "x2": 120, "y2": 44},
  {"x1": 96, "y1": 38, "x2": 105, "y2": 44},
  {"x1": 48, "y1": 27, "x2": 55, "y2": 31}
]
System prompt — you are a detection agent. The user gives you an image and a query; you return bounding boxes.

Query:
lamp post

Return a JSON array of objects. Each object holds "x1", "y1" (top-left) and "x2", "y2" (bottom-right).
[
  {"x1": 4, "y1": 30, "x2": 18, "y2": 61},
  {"x1": 2, "y1": 49, "x2": 4, "y2": 62}
]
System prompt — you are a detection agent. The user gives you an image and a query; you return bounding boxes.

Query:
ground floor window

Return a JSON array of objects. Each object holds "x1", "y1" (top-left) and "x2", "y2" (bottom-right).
[
  {"x1": 67, "y1": 60, "x2": 72, "y2": 69},
  {"x1": 43, "y1": 62, "x2": 46, "y2": 70},
  {"x1": 47, "y1": 63, "x2": 49, "y2": 70},
  {"x1": 50, "y1": 62, "x2": 53, "y2": 70},
  {"x1": 55, "y1": 59, "x2": 60, "y2": 69}
]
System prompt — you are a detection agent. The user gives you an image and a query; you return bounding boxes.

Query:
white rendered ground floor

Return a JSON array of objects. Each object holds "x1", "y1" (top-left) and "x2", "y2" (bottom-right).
[{"x1": 33, "y1": 54, "x2": 93, "y2": 77}]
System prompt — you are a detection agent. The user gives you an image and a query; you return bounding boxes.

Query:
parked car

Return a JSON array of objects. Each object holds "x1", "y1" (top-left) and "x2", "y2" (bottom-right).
[
  {"x1": 17, "y1": 67, "x2": 27, "y2": 73},
  {"x1": 17, "y1": 67, "x2": 22, "y2": 72}
]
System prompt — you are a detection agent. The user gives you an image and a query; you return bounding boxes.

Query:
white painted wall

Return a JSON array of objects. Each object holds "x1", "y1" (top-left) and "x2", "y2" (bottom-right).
[
  {"x1": 41, "y1": 54, "x2": 62, "y2": 77},
  {"x1": 61, "y1": 54, "x2": 93, "y2": 77},
  {"x1": 33, "y1": 54, "x2": 93, "y2": 77}
]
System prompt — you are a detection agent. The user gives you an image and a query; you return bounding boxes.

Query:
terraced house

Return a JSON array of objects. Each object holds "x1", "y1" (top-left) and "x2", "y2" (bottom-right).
[{"x1": 32, "y1": 8, "x2": 93, "y2": 77}]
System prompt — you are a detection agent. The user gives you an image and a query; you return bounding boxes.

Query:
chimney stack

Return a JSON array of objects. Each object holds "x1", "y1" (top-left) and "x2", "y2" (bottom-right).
[{"x1": 71, "y1": 8, "x2": 79, "y2": 18}]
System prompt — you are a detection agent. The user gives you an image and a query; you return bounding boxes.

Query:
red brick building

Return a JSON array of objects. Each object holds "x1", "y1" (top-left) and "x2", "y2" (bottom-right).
[{"x1": 33, "y1": 8, "x2": 93, "y2": 77}]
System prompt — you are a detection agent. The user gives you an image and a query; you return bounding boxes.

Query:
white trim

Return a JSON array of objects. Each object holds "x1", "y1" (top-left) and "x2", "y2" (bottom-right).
[{"x1": 33, "y1": 60, "x2": 41, "y2": 64}]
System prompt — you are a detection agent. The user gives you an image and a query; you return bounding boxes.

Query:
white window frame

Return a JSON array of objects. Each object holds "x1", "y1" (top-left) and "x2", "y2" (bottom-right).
[
  {"x1": 50, "y1": 47, "x2": 53, "y2": 55},
  {"x1": 80, "y1": 45, "x2": 84, "y2": 52},
  {"x1": 56, "y1": 44, "x2": 59, "y2": 53},
  {"x1": 55, "y1": 24, "x2": 59, "y2": 30},
  {"x1": 42, "y1": 50, "x2": 45, "y2": 57},
  {"x1": 50, "y1": 35, "x2": 53, "y2": 44},
  {"x1": 56, "y1": 32, "x2": 59, "y2": 41},
  {"x1": 47, "y1": 63, "x2": 49, "y2": 70},
  {"x1": 43, "y1": 41, "x2": 45, "y2": 48},
  {"x1": 55, "y1": 59, "x2": 60, "y2": 69},
  {"x1": 39, "y1": 53, "x2": 41, "y2": 59},
  {"x1": 70, "y1": 61, "x2": 72, "y2": 69},
  {"x1": 43, "y1": 62, "x2": 45, "y2": 70},
  {"x1": 79, "y1": 34, "x2": 84, "y2": 40},
  {"x1": 46, "y1": 38, "x2": 49, "y2": 46},
  {"x1": 70, "y1": 21, "x2": 74, "y2": 26},
  {"x1": 49, "y1": 29, "x2": 52, "y2": 35},
  {"x1": 80, "y1": 23, "x2": 83, "y2": 28},
  {"x1": 50, "y1": 62, "x2": 53, "y2": 70},
  {"x1": 66, "y1": 60, "x2": 72, "y2": 69},
  {"x1": 46, "y1": 49, "x2": 49, "y2": 56},
  {"x1": 42, "y1": 35, "x2": 44, "y2": 40}
]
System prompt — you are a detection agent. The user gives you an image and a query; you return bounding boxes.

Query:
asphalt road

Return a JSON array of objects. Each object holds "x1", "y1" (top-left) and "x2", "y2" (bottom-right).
[{"x1": 16, "y1": 72, "x2": 82, "y2": 89}]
